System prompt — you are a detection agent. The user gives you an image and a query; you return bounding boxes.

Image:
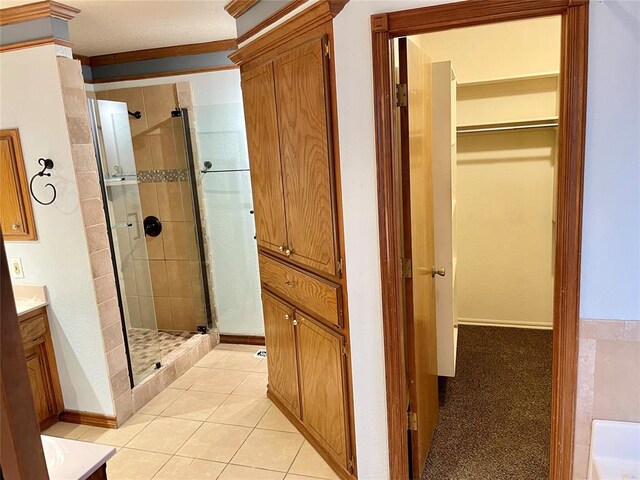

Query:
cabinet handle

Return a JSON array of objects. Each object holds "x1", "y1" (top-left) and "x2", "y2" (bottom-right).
[
  {"x1": 285, "y1": 281, "x2": 294, "y2": 288},
  {"x1": 292, "y1": 319, "x2": 298, "y2": 326},
  {"x1": 12, "y1": 223, "x2": 20, "y2": 230}
]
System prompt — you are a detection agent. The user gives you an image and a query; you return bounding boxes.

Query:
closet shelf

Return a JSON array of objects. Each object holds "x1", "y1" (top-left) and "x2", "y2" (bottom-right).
[
  {"x1": 457, "y1": 71, "x2": 559, "y2": 87},
  {"x1": 457, "y1": 117, "x2": 559, "y2": 135}
]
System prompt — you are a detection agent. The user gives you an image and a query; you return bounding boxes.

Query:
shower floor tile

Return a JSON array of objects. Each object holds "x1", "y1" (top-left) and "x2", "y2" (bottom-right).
[{"x1": 128, "y1": 328, "x2": 196, "y2": 380}]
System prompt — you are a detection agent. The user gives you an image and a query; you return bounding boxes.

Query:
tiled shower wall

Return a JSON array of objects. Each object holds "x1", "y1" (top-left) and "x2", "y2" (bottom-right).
[
  {"x1": 573, "y1": 318, "x2": 640, "y2": 479},
  {"x1": 96, "y1": 85, "x2": 206, "y2": 332}
]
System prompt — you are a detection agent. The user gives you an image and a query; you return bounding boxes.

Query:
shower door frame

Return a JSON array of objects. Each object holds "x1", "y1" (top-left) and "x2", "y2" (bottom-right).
[
  {"x1": 87, "y1": 99, "x2": 136, "y2": 388},
  {"x1": 371, "y1": 1, "x2": 589, "y2": 479},
  {"x1": 173, "y1": 107, "x2": 215, "y2": 331}
]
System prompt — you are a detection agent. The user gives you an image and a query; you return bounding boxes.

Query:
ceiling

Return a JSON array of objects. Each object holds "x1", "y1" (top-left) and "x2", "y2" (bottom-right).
[{"x1": 0, "y1": 0, "x2": 237, "y2": 56}]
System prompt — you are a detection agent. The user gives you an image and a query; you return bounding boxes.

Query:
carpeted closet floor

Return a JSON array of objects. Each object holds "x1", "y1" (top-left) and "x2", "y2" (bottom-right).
[{"x1": 423, "y1": 325, "x2": 553, "y2": 480}]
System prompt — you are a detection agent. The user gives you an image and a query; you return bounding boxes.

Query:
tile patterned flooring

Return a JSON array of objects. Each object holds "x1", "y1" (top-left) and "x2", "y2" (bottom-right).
[
  {"x1": 128, "y1": 329, "x2": 196, "y2": 380},
  {"x1": 44, "y1": 344, "x2": 339, "y2": 480}
]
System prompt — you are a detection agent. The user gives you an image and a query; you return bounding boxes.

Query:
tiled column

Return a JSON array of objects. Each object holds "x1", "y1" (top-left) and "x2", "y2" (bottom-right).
[{"x1": 57, "y1": 56, "x2": 134, "y2": 425}]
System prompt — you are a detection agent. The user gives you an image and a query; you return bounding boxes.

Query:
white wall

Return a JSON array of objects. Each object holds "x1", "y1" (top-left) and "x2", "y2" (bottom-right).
[
  {"x1": 1, "y1": 45, "x2": 114, "y2": 415},
  {"x1": 94, "y1": 70, "x2": 264, "y2": 336},
  {"x1": 334, "y1": 0, "x2": 639, "y2": 477},
  {"x1": 581, "y1": 0, "x2": 640, "y2": 322}
]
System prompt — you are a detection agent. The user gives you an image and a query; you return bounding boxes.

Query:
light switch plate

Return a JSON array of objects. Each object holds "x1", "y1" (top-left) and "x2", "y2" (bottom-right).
[{"x1": 9, "y1": 258, "x2": 24, "y2": 279}]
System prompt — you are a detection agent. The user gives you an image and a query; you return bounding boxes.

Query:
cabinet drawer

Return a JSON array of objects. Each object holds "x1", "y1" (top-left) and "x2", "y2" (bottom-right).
[
  {"x1": 20, "y1": 314, "x2": 47, "y2": 346},
  {"x1": 259, "y1": 254, "x2": 342, "y2": 328}
]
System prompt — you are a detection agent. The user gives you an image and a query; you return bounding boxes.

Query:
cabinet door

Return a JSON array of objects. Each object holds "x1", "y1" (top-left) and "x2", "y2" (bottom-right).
[
  {"x1": 262, "y1": 293, "x2": 300, "y2": 417},
  {"x1": 25, "y1": 346, "x2": 53, "y2": 425},
  {"x1": 242, "y1": 64, "x2": 288, "y2": 255},
  {"x1": 297, "y1": 313, "x2": 350, "y2": 469},
  {"x1": 274, "y1": 37, "x2": 338, "y2": 276},
  {"x1": 0, "y1": 129, "x2": 36, "y2": 240}
]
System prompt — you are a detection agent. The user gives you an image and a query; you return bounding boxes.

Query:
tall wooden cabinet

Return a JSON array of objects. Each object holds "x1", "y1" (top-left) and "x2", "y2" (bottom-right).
[{"x1": 231, "y1": 2, "x2": 355, "y2": 478}]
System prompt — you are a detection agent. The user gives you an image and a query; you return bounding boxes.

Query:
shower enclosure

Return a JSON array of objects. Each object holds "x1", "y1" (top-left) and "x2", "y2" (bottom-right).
[{"x1": 88, "y1": 89, "x2": 212, "y2": 386}]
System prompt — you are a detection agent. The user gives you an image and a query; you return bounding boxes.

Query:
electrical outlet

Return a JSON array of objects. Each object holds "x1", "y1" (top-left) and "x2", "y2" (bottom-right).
[{"x1": 9, "y1": 258, "x2": 24, "y2": 279}]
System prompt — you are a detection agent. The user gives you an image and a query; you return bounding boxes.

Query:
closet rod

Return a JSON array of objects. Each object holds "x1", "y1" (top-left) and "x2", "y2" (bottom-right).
[{"x1": 457, "y1": 119, "x2": 559, "y2": 135}]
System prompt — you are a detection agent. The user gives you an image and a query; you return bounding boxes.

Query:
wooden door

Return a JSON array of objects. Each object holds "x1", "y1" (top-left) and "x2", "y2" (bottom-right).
[
  {"x1": 242, "y1": 63, "x2": 288, "y2": 255},
  {"x1": 401, "y1": 37, "x2": 439, "y2": 478},
  {"x1": 274, "y1": 37, "x2": 338, "y2": 277},
  {"x1": 262, "y1": 293, "x2": 300, "y2": 417},
  {"x1": 0, "y1": 129, "x2": 36, "y2": 240},
  {"x1": 297, "y1": 313, "x2": 350, "y2": 470},
  {"x1": 25, "y1": 346, "x2": 52, "y2": 425}
]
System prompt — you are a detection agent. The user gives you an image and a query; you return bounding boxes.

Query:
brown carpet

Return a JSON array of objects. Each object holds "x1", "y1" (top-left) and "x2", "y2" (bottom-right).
[{"x1": 422, "y1": 325, "x2": 552, "y2": 480}]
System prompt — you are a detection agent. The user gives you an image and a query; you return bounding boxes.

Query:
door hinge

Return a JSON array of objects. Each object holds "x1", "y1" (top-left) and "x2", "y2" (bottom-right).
[
  {"x1": 396, "y1": 83, "x2": 408, "y2": 107},
  {"x1": 402, "y1": 258, "x2": 412, "y2": 278},
  {"x1": 407, "y1": 411, "x2": 417, "y2": 431},
  {"x1": 324, "y1": 41, "x2": 331, "y2": 59},
  {"x1": 337, "y1": 258, "x2": 343, "y2": 274},
  {"x1": 348, "y1": 457, "x2": 355, "y2": 472},
  {"x1": 342, "y1": 345, "x2": 348, "y2": 357}
]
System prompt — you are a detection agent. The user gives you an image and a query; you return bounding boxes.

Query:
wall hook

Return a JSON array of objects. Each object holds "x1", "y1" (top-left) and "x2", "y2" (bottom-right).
[{"x1": 29, "y1": 158, "x2": 57, "y2": 206}]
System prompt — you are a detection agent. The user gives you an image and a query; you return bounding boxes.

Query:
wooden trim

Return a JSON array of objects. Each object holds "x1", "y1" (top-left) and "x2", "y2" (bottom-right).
[
  {"x1": 0, "y1": 0, "x2": 80, "y2": 26},
  {"x1": 224, "y1": 0, "x2": 260, "y2": 18},
  {"x1": 0, "y1": 37, "x2": 73, "y2": 53},
  {"x1": 88, "y1": 39, "x2": 237, "y2": 67},
  {"x1": 0, "y1": 234, "x2": 49, "y2": 479},
  {"x1": 90, "y1": 64, "x2": 238, "y2": 84},
  {"x1": 269, "y1": 389, "x2": 357, "y2": 480},
  {"x1": 58, "y1": 410, "x2": 118, "y2": 429},
  {"x1": 73, "y1": 53, "x2": 90, "y2": 65},
  {"x1": 231, "y1": 0, "x2": 347, "y2": 64},
  {"x1": 371, "y1": 1, "x2": 589, "y2": 479},
  {"x1": 236, "y1": 0, "x2": 308, "y2": 45},
  {"x1": 219, "y1": 334, "x2": 266, "y2": 345}
]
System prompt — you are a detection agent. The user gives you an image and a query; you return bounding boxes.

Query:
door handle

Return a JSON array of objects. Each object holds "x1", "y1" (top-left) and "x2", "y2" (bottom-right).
[{"x1": 432, "y1": 267, "x2": 446, "y2": 277}]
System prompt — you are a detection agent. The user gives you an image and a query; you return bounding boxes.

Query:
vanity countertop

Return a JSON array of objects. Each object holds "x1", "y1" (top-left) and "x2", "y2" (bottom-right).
[
  {"x1": 12, "y1": 284, "x2": 48, "y2": 317},
  {"x1": 42, "y1": 435, "x2": 116, "y2": 480}
]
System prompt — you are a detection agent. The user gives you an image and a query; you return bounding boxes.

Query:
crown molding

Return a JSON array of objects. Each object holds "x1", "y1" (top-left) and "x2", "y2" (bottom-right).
[
  {"x1": 85, "y1": 38, "x2": 237, "y2": 67},
  {"x1": 0, "y1": 1, "x2": 80, "y2": 26},
  {"x1": 224, "y1": 0, "x2": 260, "y2": 19},
  {"x1": 230, "y1": 0, "x2": 347, "y2": 66}
]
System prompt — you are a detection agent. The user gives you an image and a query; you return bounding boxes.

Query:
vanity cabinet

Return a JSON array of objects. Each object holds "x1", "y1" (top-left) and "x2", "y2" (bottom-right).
[
  {"x1": 233, "y1": 2, "x2": 355, "y2": 477},
  {"x1": 19, "y1": 307, "x2": 63, "y2": 429},
  {"x1": 0, "y1": 128, "x2": 37, "y2": 241}
]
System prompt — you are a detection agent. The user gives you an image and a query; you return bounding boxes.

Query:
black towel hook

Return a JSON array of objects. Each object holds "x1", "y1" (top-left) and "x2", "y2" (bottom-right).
[{"x1": 29, "y1": 158, "x2": 57, "y2": 206}]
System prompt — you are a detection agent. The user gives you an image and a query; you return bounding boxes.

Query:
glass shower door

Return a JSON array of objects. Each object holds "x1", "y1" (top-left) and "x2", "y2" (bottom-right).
[{"x1": 90, "y1": 99, "x2": 162, "y2": 385}]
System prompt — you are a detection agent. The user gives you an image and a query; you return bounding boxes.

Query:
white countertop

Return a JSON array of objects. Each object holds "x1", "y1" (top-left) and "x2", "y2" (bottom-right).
[
  {"x1": 12, "y1": 284, "x2": 48, "y2": 316},
  {"x1": 42, "y1": 435, "x2": 116, "y2": 480}
]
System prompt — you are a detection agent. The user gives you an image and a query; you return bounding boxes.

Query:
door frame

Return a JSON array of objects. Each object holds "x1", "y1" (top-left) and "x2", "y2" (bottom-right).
[{"x1": 370, "y1": 1, "x2": 589, "y2": 479}]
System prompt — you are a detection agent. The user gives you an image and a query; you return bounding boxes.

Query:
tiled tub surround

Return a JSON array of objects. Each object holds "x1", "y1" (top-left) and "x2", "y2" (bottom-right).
[
  {"x1": 45, "y1": 344, "x2": 339, "y2": 480},
  {"x1": 96, "y1": 84, "x2": 207, "y2": 332},
  {"x1": 573, "y1": 318, "x2": 640, "y2": 479}
]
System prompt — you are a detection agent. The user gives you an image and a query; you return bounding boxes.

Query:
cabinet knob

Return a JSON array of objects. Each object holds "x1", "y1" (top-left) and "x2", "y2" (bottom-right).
[
  {"x1": 278, "y1": 245, "x2": 285, "y2": 252},
  {"x1": 292, "y1": 319, "x2": 298, "y2": 326},
  {"x1": 12, "y1": 223, "x2": 20, "y2": 230},
  {"x1": 284, "y1": 314, "x2": 290, "y2": 320},
  {"x1": 285, "y1": 249, "x2": 292, "y2": 257},
  {"x1": 285, "y1": 281, "x2": 294, "y2": 288}
]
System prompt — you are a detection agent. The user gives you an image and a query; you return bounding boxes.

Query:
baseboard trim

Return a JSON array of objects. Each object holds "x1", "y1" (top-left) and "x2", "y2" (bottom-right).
[
  {"x1": 58, "y1": 410, "x2": 118, "y2": 429},
  {"x1": 219, "y1": 334, "x2": 265, "y2": 345},
  {"x1": 268, "y1": 389, "x2": 357, "y2": 480},
  {"x1": 458, "y1": 317, "x2": 553, "y2": 330}
]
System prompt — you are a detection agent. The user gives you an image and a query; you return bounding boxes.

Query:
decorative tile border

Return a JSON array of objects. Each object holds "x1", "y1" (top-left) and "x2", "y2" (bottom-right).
[{"x1": 137, "y1": 168, "x2": 188, "y2": 183}]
